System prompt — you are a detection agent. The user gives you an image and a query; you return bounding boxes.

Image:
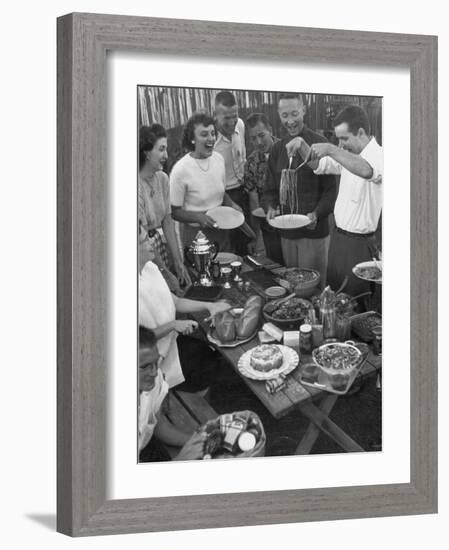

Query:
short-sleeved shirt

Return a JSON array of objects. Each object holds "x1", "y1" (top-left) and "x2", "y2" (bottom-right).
[
  {"x1": 243, "y1": 138, "x2": 280, "y2": 196},
  {"x1": 139, "y1": 261, "x2": 184, "y2": 388},
  {"x1": 138, "y1": 369, "x2": 169, "y2": 452},
  {"x1": 139, "y1": 171, "x2": 171, "y2": 232},
  {"x1": 170, "y1": 152, "x2": 226, "y2": 212},
  {"x1": 314, "y1": 137, "x2": 383, "y2": 233},
  {"x1": 214, "y1": 118, "x2": 246, "y2": 191}
]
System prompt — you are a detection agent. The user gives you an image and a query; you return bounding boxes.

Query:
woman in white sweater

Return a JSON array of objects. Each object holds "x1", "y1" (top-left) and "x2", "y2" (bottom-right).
[{"x1": 170, "y1": 112, "x2": 242, "y2": 251}]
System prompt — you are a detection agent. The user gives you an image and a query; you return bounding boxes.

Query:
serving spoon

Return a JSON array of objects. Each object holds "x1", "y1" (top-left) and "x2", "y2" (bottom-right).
[
  {"x1": 372, "y1": 257, "x2": 382, "y2": 272},
  {"x1": 264, "y1": 292, "x2": 296, "y2": 314},
  {"x1": 287, "y1": 149, "x2": 311, "y2": 172}
]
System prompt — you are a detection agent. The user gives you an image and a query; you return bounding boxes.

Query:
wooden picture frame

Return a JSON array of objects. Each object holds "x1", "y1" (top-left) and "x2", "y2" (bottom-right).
[{"x1": 57, "y1": 12, "x2": 437, "y2": 536}]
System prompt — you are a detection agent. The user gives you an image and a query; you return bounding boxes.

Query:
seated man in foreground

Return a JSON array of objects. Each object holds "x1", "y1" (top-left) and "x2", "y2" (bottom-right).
[{"x1": 138, "y1": 326, "x2": 206, "y2": 462}]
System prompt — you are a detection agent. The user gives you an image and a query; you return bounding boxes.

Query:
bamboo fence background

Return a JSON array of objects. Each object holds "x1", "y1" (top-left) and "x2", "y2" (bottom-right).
[{"x1": 138, "y1": 86, "x2": 382, "y2": 172}]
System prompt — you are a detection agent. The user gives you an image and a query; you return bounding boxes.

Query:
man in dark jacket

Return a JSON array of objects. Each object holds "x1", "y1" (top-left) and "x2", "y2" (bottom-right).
[{"x1": 262, "y1": 93, "x2": 336, "y2": 285}]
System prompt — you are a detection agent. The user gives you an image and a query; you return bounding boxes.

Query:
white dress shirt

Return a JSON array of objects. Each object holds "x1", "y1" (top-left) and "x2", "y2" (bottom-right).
[
  {"x1": 314, "y1": 137, "x2": 383, "y2": 233},
  {"x1": 138, "y1": 370, "x2": 169, "y2": 452},
  {"x1": 214, "y1": 118, "x2": 246, "y2": 191}
]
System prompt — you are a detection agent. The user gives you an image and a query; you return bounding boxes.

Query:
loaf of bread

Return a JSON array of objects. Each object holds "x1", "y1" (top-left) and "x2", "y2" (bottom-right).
[
  {"x1": 214, "y1": 311, "x2": 236, "y2": 342},
  {"x1": 214, "y1": 295, "x2": 263, "y2": 343},
  {"x1": 235, "y1": 295, "x2": 263, "y2": 340}
]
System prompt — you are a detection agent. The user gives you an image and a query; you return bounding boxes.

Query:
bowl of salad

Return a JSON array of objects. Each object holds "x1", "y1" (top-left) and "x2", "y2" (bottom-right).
[
  {"x1": 312, "y1": 341, "x2": 362, "y2": 377},
  {"x1": 263, "y1": 296, "x2": 314, "y2": 329},
  {"x1": 274, "y1": 267, "x2": 321, "y2": 298}
]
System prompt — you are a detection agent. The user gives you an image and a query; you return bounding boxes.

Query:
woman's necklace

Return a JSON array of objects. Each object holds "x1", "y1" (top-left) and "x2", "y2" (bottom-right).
[
  {"x1": 141, "y1": 172, "x2": 157, "y2": 197},
  {"x1": 192, "y1": 154, "x2": 210, "y2": 172}
]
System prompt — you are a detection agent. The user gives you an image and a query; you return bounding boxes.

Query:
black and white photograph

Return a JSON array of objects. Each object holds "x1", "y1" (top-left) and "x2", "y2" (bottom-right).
[
  {"x1": 137, "y1": 85, "x2": 383, "y2": 463},
  {"x1": 1, "y1": 0, "x2": 443, "y2": 543}
]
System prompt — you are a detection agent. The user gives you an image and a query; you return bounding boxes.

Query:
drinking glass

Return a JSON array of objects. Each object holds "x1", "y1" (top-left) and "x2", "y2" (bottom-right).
[
  {"x1": 335, "y1": 316, "x2": 352, "y2": 341},
  {"x1": 230, "y1": 260, "x2": 242, "y2": 282},
  {"x1": 221, "y1": 266, "x2": 232, "y2": 289}
]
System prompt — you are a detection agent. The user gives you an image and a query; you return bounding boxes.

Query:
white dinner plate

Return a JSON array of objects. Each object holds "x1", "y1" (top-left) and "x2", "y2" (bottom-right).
[
  {"x1": 251, "y1": 207, "x2": 266, "y2": 218},
  {"x1": 268, "y1": 214, "x2": 311, "y2": 230},
  {"x1": 207, "y1": 328, "x2": 258, "y2": 348},
  {"x1": 215, "y1": 252, "x2": 241, "y2": 265},
  {"x1": 237, "y1": 344, "x2": 299, "y2": 381},
  {"x1": 352, "y1": 260, "x2": 382, "y2": 283},
  {"x1": 206, "y1": 206, "x2": 245, "y2": 229}
]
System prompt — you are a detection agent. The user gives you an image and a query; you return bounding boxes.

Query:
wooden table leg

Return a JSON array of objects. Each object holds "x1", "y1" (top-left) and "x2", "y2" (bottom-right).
[
  {"x1": 297, "y1": 399, "x2": 365, "y2": 453},
  {"x1": 295, "y1": 394, "x2": 338, "y2": 454}
]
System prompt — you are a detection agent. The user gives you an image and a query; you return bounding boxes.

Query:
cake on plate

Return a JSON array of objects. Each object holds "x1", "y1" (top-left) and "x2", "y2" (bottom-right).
[{"x1": 250, "y1": 344, "x2": 283, "y2": 372}]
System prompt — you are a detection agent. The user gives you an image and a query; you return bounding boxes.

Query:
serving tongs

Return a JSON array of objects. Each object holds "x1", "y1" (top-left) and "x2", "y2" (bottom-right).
[
  {"x1": 335, "y1": 276, "x2": 348, "y2": 296},
  {"x1": 287, "y1": 147, "x2": 312, "y2": 172},
  {"x1": 342, "y1": 291, "x2": 372, "y2": 307},
  {"x1": 264, "y1": 292, "x2": 295, "y2": 314}
]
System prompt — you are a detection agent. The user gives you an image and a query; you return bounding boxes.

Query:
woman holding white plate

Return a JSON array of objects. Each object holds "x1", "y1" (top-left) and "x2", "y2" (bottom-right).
[{"x1": 170, "y1": 112, "x2": 244, "y2": 252}]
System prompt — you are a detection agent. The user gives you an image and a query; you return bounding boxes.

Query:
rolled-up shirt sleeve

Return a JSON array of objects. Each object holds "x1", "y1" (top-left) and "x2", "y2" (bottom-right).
[
  {"x1": 313, "y1": 156, "x2": 342, "y2": 175},
  {"x1": 361, "y1": 143, "x2": 383, "y2": 184}
]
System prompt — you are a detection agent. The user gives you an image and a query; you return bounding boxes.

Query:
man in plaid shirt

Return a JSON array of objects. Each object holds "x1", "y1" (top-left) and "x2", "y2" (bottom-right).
[{"x1": 243, "y1": 112, "x2": 282, "y2": 263}]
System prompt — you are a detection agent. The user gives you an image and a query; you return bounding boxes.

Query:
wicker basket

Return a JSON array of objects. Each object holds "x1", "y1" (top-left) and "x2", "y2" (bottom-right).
[{"x1": 199, "y1": 410, "x2": 266, "y2": 459}]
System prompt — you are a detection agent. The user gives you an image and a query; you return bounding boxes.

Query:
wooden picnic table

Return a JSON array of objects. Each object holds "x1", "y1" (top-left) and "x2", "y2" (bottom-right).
[{"x1": 189, "y1": 267, "x2": 381, "y2": 454}]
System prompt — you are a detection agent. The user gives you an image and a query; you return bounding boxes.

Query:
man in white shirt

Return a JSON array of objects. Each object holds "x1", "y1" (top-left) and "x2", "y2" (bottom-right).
[
  {"x1": 286, "y1": 105, "x2": 383, "y2": 296},
  {"x1": 138, "y1": 326, "x2": 207, "y2": 462},
  {"x1": 214, "y1": 91, "x2": 246, "y2": 193},
  {"x1": 213, "y1": 91, "x2": 250, "y2": 255}
]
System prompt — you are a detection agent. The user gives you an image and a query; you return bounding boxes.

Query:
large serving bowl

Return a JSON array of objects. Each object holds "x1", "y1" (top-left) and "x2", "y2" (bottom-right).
[
  {"x1": 276, "y1": 267, "x2": 320, "y2": 298},
  {"x1": 262, "y1": 296, "x2": 314, "y2": 329},
  {"x1": 312, "y1": 341, "x2": 362, "y2": 377}
]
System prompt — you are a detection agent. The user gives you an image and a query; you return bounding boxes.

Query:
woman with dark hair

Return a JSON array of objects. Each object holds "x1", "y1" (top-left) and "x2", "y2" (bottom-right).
[
  {"x1": 139, "y1": 124, "x2": 190, "y2": 295},
  {"x1": 170, "y1": 111, "x2": 242, "y2": 250}
]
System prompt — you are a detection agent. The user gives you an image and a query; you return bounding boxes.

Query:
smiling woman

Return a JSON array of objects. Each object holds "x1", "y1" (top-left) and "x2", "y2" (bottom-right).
[
  {"x1": 139, "y1": 124, "x2": 191, "y2": 293},
  {"x1": 170, "y1": 111, "x2": 233, "y2": 250}
]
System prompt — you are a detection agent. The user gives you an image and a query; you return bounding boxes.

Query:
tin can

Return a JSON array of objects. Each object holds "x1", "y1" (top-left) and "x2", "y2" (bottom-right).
[{"x1": 223, "y1": 419, "x2": 246, "y2": 452}]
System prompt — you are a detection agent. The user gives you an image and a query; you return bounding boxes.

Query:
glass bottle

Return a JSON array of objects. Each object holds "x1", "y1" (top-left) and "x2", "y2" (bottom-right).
[
  {"x1": 320, "y1": 286, "x2": 336, "y2": 339},
  {"x1": 299, "y1": 323, "x2": 313, "y2": 354}
]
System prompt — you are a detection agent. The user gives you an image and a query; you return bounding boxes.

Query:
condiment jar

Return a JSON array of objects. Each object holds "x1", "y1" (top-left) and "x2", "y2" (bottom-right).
[{"x1": 299, "y1": 323, "x2": 313, "y2": 354}]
